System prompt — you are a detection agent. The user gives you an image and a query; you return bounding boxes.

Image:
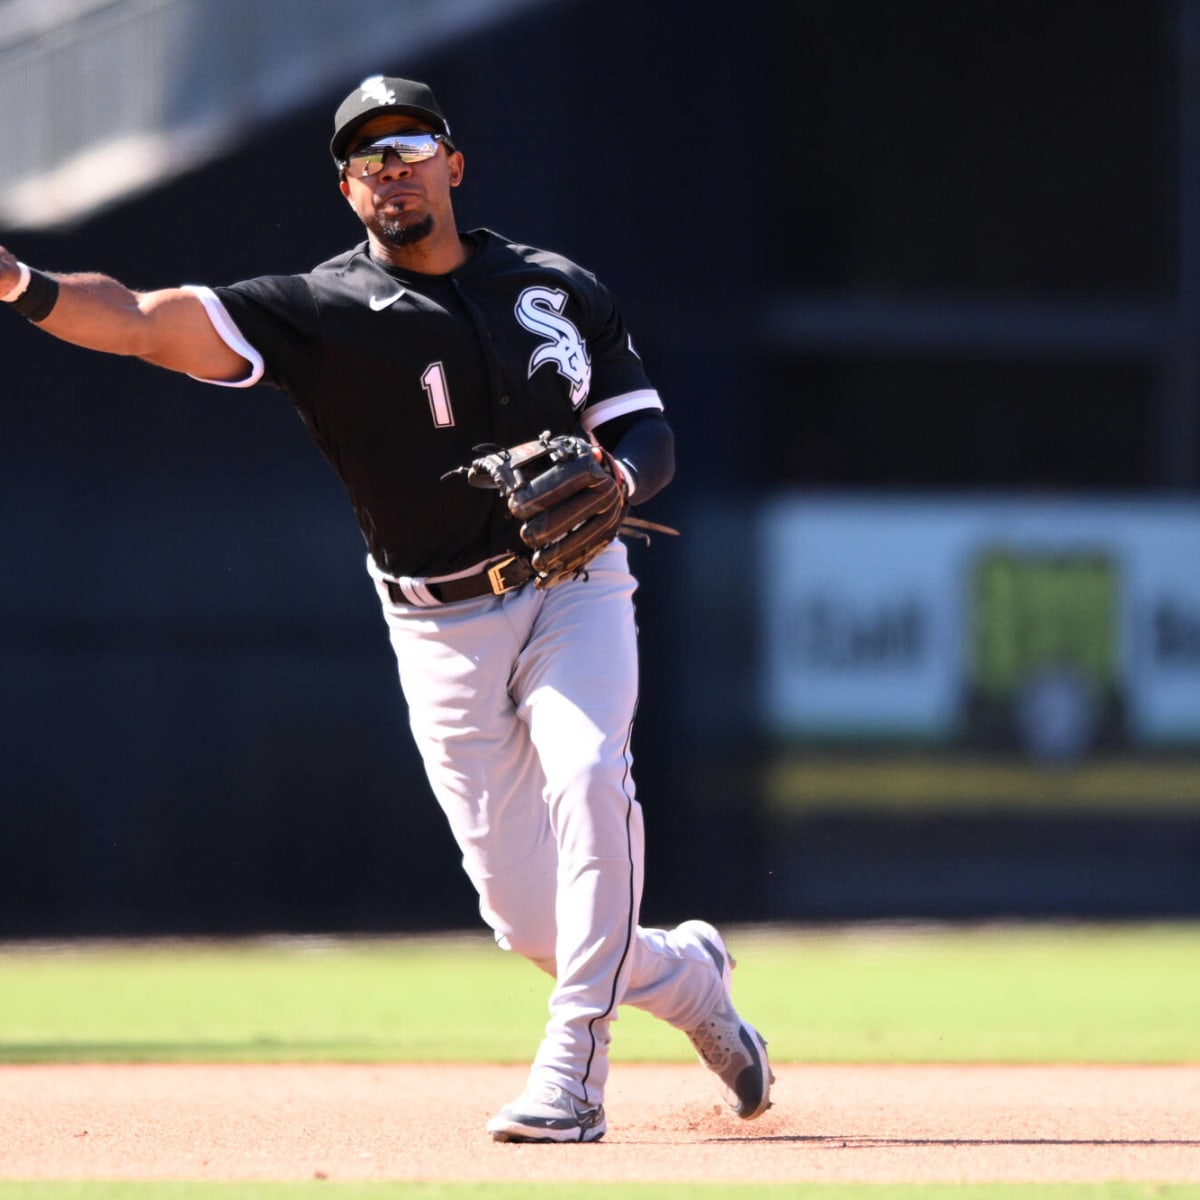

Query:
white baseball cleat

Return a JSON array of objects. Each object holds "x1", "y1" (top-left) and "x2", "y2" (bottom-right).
[
  {"x1": 675, "y1": 919, "x2": 774, "y2": 1119},
  {"x1": 486, "y1": 1082, "x2": 607, "y2": 1143}
]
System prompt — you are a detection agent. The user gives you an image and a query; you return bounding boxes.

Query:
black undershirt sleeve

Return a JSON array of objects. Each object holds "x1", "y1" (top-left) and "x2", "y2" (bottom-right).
[{"x1": 592, "y1": 411, "x2": 676, "y2": 504}]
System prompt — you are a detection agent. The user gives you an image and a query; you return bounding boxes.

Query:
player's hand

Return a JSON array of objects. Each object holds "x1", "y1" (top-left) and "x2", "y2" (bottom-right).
[{"x1": 0, "y1": 245, "x2": 23, "y2": 296}]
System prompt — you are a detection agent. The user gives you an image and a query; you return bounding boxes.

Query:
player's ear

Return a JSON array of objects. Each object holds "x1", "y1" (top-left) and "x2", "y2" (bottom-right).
[
  {"x1": 447, "y1": 150, "x2": 464, "y2": 188},
  {"x1": 339, "y1": 176, "x2": 352, "y2": 201}
]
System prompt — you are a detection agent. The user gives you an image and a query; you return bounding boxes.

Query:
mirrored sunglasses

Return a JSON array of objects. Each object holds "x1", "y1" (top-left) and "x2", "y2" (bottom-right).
[{"x1": 342, "y1": 132, "x2": 452, "y2": 177}]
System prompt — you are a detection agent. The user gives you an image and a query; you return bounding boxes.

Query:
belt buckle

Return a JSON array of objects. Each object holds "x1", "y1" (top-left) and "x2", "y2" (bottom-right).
[{"x1": 486, "y1": 555, "x2": 520, "y2": 595}]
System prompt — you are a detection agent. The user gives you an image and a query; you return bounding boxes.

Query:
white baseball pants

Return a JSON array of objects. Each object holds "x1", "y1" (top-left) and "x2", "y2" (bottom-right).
[{"x1": 372, "y1": 541, "x2": 724, "y2": 1105}]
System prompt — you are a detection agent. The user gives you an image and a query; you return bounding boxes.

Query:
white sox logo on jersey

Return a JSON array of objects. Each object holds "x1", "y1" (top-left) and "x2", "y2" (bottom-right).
[{"x1": 515, "y1": 286, "x2": 591, "y2": 408}]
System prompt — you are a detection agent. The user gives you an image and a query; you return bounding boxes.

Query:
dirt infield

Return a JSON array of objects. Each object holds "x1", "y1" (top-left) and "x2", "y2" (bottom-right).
[{"x1": 2, "y1": 1063, "x2": 1198, "y2": 1184}]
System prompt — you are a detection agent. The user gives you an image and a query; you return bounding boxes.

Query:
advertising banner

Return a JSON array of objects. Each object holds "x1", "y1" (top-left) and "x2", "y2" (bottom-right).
[{"x1": 761, "y1": 497, "x2": 1200, "y2": 751}]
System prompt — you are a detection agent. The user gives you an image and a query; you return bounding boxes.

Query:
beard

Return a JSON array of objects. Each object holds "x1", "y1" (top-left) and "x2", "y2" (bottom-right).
[{"x1": 378, "y1": 213, "x2": 435, "y2": 248}]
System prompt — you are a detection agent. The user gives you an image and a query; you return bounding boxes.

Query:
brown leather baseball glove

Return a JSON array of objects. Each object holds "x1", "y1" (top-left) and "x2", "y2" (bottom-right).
[{"x1": 456, "y1": 431, "x2": 675, "y2": 589}]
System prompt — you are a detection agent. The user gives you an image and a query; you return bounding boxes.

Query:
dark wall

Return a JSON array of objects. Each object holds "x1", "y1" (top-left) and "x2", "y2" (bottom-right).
[
  {"x1": 0, "y1": 0, "x2": 1191, "y2": 936},
  {"x1": 765, "y1": 0, "x2": 1179, "y2": 491}
]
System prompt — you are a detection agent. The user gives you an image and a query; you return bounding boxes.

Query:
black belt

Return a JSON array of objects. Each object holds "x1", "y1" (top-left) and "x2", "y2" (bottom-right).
[{"x1": 385, "y1": 554, "x2": 537, "y2": 605}]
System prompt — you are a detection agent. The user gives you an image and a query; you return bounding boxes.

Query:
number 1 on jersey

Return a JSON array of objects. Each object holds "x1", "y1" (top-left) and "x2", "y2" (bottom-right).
[{"x1": 421, "y1": 361, "x2": 456, "y2": 428}]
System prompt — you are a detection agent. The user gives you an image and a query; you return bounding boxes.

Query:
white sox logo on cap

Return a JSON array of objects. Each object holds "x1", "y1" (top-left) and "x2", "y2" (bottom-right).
[
  {"x1": 515, "y1": 286, "x2": 591, "y2": 408},
  {"x1": 359, "y1": 76, "x2": 397, "y2": 105}
]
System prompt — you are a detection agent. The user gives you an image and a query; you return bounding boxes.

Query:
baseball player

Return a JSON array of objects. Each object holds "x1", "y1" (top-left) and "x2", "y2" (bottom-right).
[{"x1": 0, "y1": 75, "x2": 772, "y2": 1142}]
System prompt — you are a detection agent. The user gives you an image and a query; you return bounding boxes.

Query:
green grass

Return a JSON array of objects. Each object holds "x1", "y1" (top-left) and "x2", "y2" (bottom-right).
[
  {"x1": 2, "y1": 929, "x2": 1198, "y2": 1198},
  {"x1": 1, "y1": 922, "x2": 1198, "y2": 1065},
  {"x1": 700, "y1": 921, "x2": 1200, "y2": 1064}
]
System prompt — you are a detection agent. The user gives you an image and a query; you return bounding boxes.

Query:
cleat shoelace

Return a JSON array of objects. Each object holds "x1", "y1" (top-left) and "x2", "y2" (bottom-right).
[{"x1": 688, "y1": 1018, "x2": 736, "y2": 1074}]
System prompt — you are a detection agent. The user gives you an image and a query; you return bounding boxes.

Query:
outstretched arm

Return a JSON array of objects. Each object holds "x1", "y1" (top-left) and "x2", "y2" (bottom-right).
[{"x1": 1, "y1": 245, "x2": 251, "y2": 383}]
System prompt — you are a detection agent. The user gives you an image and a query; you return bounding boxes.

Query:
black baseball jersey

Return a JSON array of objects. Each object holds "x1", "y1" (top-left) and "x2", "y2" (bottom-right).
[{"x1": 205, "y1": 228, "x2": 662, "y2": 578}]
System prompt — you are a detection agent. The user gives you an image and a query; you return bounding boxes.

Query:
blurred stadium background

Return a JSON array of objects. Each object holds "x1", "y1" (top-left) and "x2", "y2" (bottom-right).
[{"x1": 1, "y1": 0, "x2": 1198, "y2": 937}]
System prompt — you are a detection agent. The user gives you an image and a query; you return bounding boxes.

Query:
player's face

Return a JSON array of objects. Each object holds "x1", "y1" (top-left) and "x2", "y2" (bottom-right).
[{"x1": 339, "y1": 115, "x2": 464, "y2": 252}]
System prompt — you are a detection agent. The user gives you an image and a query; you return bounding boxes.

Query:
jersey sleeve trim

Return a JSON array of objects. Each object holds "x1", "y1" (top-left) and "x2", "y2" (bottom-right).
[
  {"x1": 182, "y1": 284, "x2": 265, "y2": 388},
  {"x1": 579, "y1": 388, "x2": 663, "y2": 432}
]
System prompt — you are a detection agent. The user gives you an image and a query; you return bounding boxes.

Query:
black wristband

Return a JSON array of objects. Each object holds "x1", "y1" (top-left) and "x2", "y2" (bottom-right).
[{"x1": 10, "y1": 269, "x2": 60, "y2": 322}]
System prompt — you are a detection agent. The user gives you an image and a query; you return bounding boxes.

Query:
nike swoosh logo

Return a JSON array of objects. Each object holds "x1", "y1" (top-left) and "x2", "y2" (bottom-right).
[{"x1": 369, "y1": 289, "x2": 405, "y2": 311}]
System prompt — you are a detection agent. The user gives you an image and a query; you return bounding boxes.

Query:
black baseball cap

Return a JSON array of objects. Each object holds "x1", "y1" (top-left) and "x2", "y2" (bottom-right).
[{"x1": 330, "y1": 75, "x2": 453, "y2": 163}]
